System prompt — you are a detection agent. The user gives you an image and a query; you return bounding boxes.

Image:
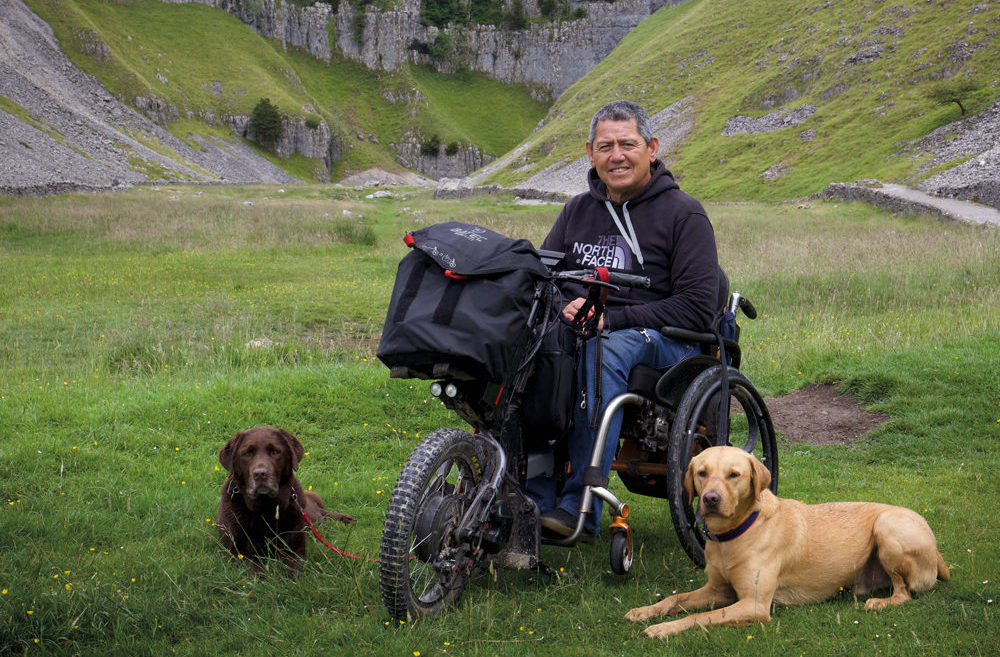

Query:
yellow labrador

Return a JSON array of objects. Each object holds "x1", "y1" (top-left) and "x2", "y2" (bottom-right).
[{"x1": 626, "y1": 446, "x2": 949, "y2": 638}]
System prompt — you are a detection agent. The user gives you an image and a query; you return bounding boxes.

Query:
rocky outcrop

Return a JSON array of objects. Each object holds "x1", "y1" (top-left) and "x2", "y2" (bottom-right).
[
  {"x1": 165, "y1": 0, "x2": 335, "y2": 60},
  {"x1": 903, "y1": 98, "x2": 1000, "y2": 211},
  {"x1": 227, "y1": 113, "x2": 342, "y2": 174},
  {"x1": 166, "y1": 0, "x2": 682, "y2": 98},
  {"x1": 455, "y1": 1, "x2": 678, "y2": 96},
  {"x1": 723, "y1": 105, "x2": 818, "y2": 136},
  {"x1": 392, "y1": 135, "x2": 494, "y2": 180},
  {"x1": 130, "y1": 92, "x2": 342, "y2": 176},
  {"x1": 333, "y1": 1, "x2": 423, "y2": 74}
]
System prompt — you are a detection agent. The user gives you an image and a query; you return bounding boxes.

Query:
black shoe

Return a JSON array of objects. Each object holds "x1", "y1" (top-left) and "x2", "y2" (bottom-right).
[{"x1": 540, "y1": 509, "x2": 596, "y2": 543}]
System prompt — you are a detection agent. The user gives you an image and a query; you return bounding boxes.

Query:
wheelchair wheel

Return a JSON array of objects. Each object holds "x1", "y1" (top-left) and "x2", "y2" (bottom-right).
[
  {"x1": 379, "y1": 428, "x2": 485, "y2": 621},
  {"x1": 665, "y1": 365, "x2": 778, "y2": 567}
]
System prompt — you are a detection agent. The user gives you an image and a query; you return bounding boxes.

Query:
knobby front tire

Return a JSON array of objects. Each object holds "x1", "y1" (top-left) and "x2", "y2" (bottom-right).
[{"x1": 379, "y1": 428, "x2": 486, "y2": 621}]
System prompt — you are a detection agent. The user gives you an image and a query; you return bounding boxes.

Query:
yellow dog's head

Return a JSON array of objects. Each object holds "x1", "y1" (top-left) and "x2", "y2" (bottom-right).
[{"x1": 684, "y1": 446, "x2": 771, "y2": 520}]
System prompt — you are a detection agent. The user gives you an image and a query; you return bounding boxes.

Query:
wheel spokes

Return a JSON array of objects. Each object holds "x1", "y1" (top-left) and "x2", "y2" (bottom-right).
[{"x1": 407, "y1": 455, "x2": 476, "y2": 604}]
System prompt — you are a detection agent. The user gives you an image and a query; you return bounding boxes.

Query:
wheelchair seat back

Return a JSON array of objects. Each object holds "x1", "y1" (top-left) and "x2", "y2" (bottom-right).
[{"x1": 627, "y1": 355, "x2": 730, "y2": 408}]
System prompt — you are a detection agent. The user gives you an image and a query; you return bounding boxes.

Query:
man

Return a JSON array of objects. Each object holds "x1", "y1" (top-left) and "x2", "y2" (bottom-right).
[{"x1": 529, "y1": 100, "x2": 722, "y2": 538}]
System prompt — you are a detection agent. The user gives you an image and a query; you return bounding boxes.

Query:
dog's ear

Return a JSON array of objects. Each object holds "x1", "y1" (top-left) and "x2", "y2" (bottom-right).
[
  {"x1": 218, "y1": 431, "x2": 246, "y2": 473},
  {"x1": 277, "y1": 428, "x2": 304, "y2": 472},
  {"x1": 748, "y1": 452, "x2": 771, "y2": 500},
  {"x1": 684, "y1": 459, "x2": 696, "y2": 503}
]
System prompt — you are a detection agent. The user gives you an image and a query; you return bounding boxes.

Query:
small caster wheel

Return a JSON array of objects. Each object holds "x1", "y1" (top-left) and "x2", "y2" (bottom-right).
[{"x1": 610, "y1": 529, "x2": 633, "y2": 575}]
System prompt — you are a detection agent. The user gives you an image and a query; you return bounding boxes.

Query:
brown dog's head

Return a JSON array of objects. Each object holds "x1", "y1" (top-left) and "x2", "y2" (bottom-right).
[
  {"x1": 219, "y1": 427, "x2": 304, "y2": 504},
  {"x1": 684, "y1": 446, "x2": 771, "y2": 520}
]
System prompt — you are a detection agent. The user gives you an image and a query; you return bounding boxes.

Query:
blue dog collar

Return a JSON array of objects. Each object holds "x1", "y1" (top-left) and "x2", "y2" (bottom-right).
[{"x1": 698, "y1": 510, "x2": 760, "y2": 543}]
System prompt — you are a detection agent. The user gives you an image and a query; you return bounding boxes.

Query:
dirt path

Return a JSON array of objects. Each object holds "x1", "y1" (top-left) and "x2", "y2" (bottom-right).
[{"x1": 819, "y1": 181, "x2": 1000, "y2": 227}]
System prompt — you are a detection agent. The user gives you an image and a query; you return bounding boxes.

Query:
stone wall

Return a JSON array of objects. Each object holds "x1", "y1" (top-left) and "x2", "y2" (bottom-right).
[
  {"x1": 814, "y1": 181, "x2": 1000, "y2": 225},
  {"x1": 934, "y1": 180, "x2": 1000, "y2": 211}
]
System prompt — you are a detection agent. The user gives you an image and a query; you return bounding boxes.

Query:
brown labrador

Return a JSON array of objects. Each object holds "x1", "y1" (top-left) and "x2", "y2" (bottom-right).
[
  {"x1": 216, "y1": 426, "x2": 354, "y2": 575},
  {"x1": 626, "y1": 446, "x2": 949, "y2": 638}
]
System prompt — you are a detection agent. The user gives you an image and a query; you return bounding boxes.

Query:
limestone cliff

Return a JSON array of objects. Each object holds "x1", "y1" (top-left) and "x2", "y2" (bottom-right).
[{"x1": 162, "y1": 0, "x2": 681, "y2": 98}]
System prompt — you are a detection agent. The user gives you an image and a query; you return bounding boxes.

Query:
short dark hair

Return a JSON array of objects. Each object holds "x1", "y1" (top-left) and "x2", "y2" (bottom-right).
[{"x1": 589, "y1": 100, "x2": 654, "y2": 145}]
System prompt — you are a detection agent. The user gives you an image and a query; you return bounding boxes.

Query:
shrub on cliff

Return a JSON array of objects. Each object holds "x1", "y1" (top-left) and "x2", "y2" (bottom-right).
[
  {"x1": 250, "y1": 97, "x2": 284, "y2": 148},
  {"x1": 422, "y1": 0, "x2": 464, "y2": 27},
  {"x1": 504, "y1": 0, "x2": 527, "y2": 29},
  {"x1": 420, "y1": 134, "x2": 442, "y2": 156}
]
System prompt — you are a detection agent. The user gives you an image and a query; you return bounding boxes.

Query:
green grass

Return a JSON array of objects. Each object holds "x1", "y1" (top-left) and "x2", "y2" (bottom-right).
[
  {"x1": 1, "y1": 188, "x2": 998, "y2": 656},
  {"x1": 489, "y1": 0, "x2": 1000, "y2": 202},
  {"x1": 408, "y1": 66, "x2": 549, "y2": 157},
  {"x1": 29, "y1": 0, "x2": 301, "y2": 115}
]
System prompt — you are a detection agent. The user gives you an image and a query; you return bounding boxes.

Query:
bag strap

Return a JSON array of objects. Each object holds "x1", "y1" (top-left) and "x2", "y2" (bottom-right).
[
  {"x1": 392, "y1": 255, "x2": 431, "y2": 323},
  {"x1": 432, "y1": 277, "x2": 465, "y2": 326}
]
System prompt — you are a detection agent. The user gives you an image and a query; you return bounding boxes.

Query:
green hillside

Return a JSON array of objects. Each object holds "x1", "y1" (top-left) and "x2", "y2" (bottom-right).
[
  {"x1": 19, "y1": 0, "x2": 1000, "y2": 194},
  {"x1": 488, "y1": 0, "x2": 1000, "y2": 201},
  {"x1": 24, "y1": 0, "x2": 549, "y2": 181}
]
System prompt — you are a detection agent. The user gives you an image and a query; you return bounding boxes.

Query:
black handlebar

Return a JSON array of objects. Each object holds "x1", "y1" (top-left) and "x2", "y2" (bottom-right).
[
  {"x1": 542, "y1": 250, "x2": 760, "y2": 323},
  {"x1": 552, "y1": 268, "x2": 651, "y2": 290},
  {"x1": 606, "y1": 271, "x2": 652, "y2": 289},
  {"x1": 538, "y1": 250, "x2": 651, "y2": 290}
]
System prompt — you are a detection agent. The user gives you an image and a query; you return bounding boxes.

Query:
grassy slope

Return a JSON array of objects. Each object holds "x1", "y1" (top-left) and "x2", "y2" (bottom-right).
[
  {"x1": 21, "y1": 0, "x2": 548, "y2": 180},
  {"x1": 490, "y1": 0, "x2": 1000, "y2": 201},
  {"x1": 1, "y1": 188, "x2": 998, "y2": 655},
  {"x1": 20, "y1": 0, "x2": 997, "y2": 195}
]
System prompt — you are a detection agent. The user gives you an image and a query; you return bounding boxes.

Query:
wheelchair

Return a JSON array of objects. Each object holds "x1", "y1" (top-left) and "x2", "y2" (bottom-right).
[{"x1": 378, "y1": 249, "x2": 778, "y2": 620}]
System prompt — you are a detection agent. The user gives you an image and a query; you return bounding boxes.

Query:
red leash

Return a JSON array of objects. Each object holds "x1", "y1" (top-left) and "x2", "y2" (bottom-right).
[
  {"x1": 295, "y1": 491, "x2": 416, "y2": 564},
  {"x1": 301, "y1": 511, "x2": 369, "y2": 561},
  {"x1": 292, "y1": 490, "x2": 370, "y2": 561}
]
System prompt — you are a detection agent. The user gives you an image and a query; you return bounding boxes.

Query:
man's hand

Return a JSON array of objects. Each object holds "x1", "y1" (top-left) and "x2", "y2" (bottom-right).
[{"x1": 563, "y1": 297, "x2": 605, "y2": 331}]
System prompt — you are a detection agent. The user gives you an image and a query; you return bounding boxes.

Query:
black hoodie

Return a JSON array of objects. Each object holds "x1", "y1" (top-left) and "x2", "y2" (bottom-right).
[{"x1": 541, "y1": 159, "x2": 721, "y2": 332}]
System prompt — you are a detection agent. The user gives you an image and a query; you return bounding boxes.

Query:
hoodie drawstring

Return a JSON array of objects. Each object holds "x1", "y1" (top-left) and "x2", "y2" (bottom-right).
[{"x1": 604, "y1": 200, "x2": 643, "y2": 267}]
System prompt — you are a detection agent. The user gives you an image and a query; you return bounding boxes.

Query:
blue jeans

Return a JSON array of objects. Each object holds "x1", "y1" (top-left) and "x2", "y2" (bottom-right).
[{"x1": 526, "y1": 328, "x2": 698, "y2": 534}]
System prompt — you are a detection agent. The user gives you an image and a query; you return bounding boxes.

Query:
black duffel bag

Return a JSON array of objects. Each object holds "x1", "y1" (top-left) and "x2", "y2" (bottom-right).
[
  {"x1": 377, "y1": 222, "x2": 550, "y2": 382},
  {"x1": 519, "y1": 318, "x2": 580, "y2": 438}
]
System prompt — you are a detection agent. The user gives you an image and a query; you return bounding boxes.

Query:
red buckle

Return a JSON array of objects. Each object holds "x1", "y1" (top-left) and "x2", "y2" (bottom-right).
[
  {"x1": 596, "y1": 267, "x2": 610, "y2": 303},
  {"x1": 403, "y1": 234, "x2": 415, "y2": 248}
]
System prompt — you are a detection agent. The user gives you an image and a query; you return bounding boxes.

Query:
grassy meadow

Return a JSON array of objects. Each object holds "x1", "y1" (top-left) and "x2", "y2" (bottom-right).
[{"x1": 1, "y1": 186, "x2": 998, "y2": 656}]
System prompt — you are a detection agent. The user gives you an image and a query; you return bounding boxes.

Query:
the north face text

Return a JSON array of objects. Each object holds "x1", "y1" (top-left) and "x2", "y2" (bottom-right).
[{"x1": 571, "y1": 234, "x2": 633, "y2": 269}]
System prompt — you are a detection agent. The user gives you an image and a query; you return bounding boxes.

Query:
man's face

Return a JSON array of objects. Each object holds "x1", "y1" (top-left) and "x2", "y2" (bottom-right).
[{"x1": 586, "y1": 118, "x2": 660, "y2": 203}]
